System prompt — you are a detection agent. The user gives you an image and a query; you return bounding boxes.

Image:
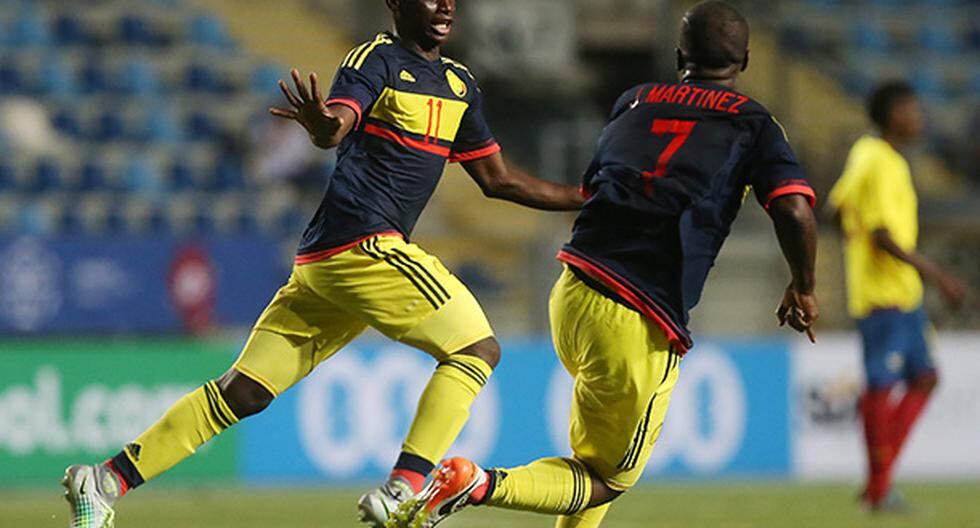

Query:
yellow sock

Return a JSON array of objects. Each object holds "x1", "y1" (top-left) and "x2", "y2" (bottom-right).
[
  {"x1": 556, "y1": 504, "x2": 611, "y2": 527},
  {"x1": 125, "y1": 381, "x2": 239, "y2": 482},
  {"x1": 487, "y1": 458, "x2": 592, "y2": 516},
  {"x1": 402, "y1": 354, "x2": 492, "y2": 464}
]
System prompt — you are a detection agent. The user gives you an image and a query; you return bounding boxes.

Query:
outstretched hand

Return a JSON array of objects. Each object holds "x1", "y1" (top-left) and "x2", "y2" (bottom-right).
[
  {"x1": 777, "y1": 285, "x2": 819, "y2": 343},
  {"x1": 269, "y1": 68, "x2": 342, "y2": 145}
]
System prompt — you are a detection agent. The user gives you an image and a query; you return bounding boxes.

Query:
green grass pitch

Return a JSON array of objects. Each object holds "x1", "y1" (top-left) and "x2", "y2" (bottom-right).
[{"x1": 3, "y1": 483, "x2": 979, "y2": 527}]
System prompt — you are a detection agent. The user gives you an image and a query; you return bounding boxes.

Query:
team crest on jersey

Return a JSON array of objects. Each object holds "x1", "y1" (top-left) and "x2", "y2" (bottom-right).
[
  {"x1": 446, "y1": 69, "x2": 467, "y2": 99},
  {"x1": 399, "y1": 70, "x2": 417, "y2": 83}
]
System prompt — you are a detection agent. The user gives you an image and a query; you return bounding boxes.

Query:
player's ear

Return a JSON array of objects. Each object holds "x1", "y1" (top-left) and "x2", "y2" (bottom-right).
[
  {"x1": 741, "y1": 50, "x2": 750, "y2": 72},
  {"x1": 675, "y1": 48, "x2": 685, "y2": 71}
]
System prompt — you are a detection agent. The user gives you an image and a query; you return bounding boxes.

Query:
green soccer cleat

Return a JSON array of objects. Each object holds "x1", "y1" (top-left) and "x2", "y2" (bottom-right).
[
  {"x1": 385, "y1": 457, "x2": 486, "y2": 528},
  {"x1": 62, "y1": 464, "x2": 120, "y2": 528},
  {"x1": 358, "y1": 476, "x2": 417, "y2": 527}
]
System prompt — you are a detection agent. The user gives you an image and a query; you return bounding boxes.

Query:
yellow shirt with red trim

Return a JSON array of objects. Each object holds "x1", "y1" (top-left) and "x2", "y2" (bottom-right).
[
  {"x1": 297, "y1": 32, "x2": 500, "y2": 261},
  {"x1": 828, "y1": 135, "x2": 922, "y2": 318}
]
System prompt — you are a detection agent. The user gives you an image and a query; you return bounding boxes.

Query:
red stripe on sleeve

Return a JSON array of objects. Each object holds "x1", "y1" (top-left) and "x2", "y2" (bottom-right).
[
  {"x1": 765, "y1": 184, "x2": 817, "y2": 210},
  {"x1": 325, "y1": 98, "x2": 364, "y2": 129},
  {"x1": 449, "y1": 142, "x2": 502, "y2": 163}
]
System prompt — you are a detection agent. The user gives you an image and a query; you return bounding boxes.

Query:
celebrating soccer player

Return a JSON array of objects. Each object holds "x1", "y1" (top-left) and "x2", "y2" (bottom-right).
[
  {"x1": 828, "y1": 81, "x2": 967, "y2": 513},
  {"x1": 61, "y1": 1, "x2": 583, "y2": 527},
  {"x1": 387, "y1": 2, "x2": 819, "y2": 527}
]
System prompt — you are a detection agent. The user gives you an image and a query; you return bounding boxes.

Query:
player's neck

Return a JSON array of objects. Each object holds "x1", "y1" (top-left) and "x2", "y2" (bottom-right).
[
  {"x1": 881, "y1": 130, "x2": 910, "y2": 152},
  {"x1": 391, "y1": 28, "x2": 442, "y2": 62},
  {"x1": 679, "y1": 69, "x2": 737, "y2": 89}
]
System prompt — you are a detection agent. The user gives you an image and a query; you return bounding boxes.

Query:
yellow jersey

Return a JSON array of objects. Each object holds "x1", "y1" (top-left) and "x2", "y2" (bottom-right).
[{"x1": 828, "y1": 135, "x2": 923, "y2": 318}]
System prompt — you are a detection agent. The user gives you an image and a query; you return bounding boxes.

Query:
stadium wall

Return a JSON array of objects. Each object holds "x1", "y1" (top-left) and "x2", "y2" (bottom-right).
[{"x1": 1, "y1": 334, "x2": 978, "y2": 488}]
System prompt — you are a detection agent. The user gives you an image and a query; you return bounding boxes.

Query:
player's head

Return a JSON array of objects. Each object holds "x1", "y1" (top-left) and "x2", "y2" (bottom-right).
[
  {"x1": 386, "y1": 0, "x2": 455, "y2": 50},
  {"x1": 676, "y1": 1, "x2": 750, "y2": 82},
  {"x1": 868, "y1": 80, "x2": 925, "y2": 142}
]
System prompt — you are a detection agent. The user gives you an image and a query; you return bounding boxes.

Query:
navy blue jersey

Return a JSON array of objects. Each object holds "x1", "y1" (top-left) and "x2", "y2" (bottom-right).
[
  {"x1": 297, "y1": 32, "x2": 500, "y2": 263},
  {"x1": 558, "y1": 81, "x2": 816, "y2": 352}
]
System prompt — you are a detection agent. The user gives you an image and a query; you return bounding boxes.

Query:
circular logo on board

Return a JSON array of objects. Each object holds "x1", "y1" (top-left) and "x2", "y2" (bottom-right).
[{"x1": 0, "y1": 238, "x2": 62, "y2": 331}]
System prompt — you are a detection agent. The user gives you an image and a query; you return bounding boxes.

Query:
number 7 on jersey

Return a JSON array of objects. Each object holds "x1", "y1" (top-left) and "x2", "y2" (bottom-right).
[{"x1": 642, "y1": 119, "x2": 697, "y2": 195}]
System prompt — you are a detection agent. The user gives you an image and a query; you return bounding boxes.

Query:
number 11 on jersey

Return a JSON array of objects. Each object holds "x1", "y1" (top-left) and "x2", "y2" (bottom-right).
[{"x1": 642, "y1": 119, "x2": 697, "y2": 196}]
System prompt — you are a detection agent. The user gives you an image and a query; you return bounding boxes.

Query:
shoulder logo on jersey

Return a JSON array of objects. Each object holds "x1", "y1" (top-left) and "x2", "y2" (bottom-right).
[
  {"x1": 400, "y1": 70, "x2": 417, "y2": 83},
  {"x1": 446, "y1": 69, "x2": 468, "y2": 99}
]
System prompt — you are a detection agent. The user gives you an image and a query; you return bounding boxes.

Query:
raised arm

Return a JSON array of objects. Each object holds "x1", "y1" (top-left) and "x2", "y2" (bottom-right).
[
  {"x1": 462, "y1": 152, "x2": 584, "y2": 211},
  {"x1": 270, "y1": 69, "x2": 357, "y2": 150},
  {"x1": 770, "y1": 194, "x2": 819, "y2": 342},
  {"x1": 872, "y1": 228, "x2": 966, "y2": 308}
]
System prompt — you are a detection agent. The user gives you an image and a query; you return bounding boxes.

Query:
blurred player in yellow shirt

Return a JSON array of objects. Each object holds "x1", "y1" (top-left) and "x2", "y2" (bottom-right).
[{"x1": 828, "y1": 80, "x2": 966, "y2": 513}]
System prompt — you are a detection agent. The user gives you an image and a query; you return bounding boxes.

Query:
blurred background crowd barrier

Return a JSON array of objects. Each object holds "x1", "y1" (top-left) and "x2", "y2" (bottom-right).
[{"x1": 0, "y1": 0, "x2": 977, "y2": 488}]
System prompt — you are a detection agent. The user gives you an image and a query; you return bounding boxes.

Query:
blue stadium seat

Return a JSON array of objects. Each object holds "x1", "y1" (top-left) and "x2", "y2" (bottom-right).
[
  {"x1": 147, "y1": 205, "x2": 170, "y2": 233},
  {"x1": 167, "y1": 159, "x2": 197, "y2": 190},
  {"x1": 37, "y1": 59, "x2": 78, "y2": 98},
  {"x1": 52, "y1": 110, "x2": 83, "y2": 138},
  {"x1": 185, "y1": 62, "x2": 227, "y2": 93},
  {"x1": 8, "y1": 10, "x2": 51, "y2": 48},
  {"x1": 852, "y1": 20, "x2": 892, "y2": 53},
  {"x1": 212, "y1": 157, "x2": 244, "y2": 190},
  {"x1": 31, "y1": 158, "x2": 63, "y2": 193},
  {"x1": 79, "y1": 62, "x2": 109, "y2": 94},
  {"x1": 186, "y1": 111, "x2": 218, "y2": 140},
  {"x1": 234, "y1": 210, "x2": 260, "y2": 234},
  {"x1": 118, "y1": 60, "x2": 160, "y2": 95},
  {"x1": 0, "y1": 61, "x2": 24, "y2": 94},
  {"x1": 119, "y1": 14, "x2": 155, "y2": 45},
  {"x1": 16, "y1": 204, "x2": 56, "y2": 235},
  {"x1": 188, "y1": 14, "x2": 234, "y2": 49},
  {"x1": 911, "y1": 68, "x2": 947, "y2": 100},
  {"x1": 53, "y1": 13, "x2": 91, "y2": 47},
  {"x1": 0, "y1": 161, "x2": 15, "y2": 192},
  {"x1": 93, "y1": 112, "x2": 128, "y2": 141},
  {"x1": 918, "y1": 22, "x2": 961, "y2": 53},
  {"x1": 78, "y1": 159, "x2": 108, "y2": 191},
  {"x1": 141, "y1": 109, "x2": 182, "y2": 143},
  {"x1": 193, "y1": 208, "x2": 217, "y2": 233},
  {"x1": 122, "y1": 153, "x2": 163, "y2": 195},
  {"x1": 58, "y1": 206, "x2": 84, "y2": 234},
  {"x1": 252, "y1": 63, "x2": 282, "y2": 96},
  {"x1": 105, "y1": 208, "x2": 127, "y2": 234}
]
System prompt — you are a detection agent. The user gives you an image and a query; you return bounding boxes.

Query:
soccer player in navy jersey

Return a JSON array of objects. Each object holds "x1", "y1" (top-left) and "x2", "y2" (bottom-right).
[
  {"x1": 61, "y1": 1, "x2": 582, "y2": 527},
  {"x1": 389, "y1": 3, "x2": 819, "y2": 527}
]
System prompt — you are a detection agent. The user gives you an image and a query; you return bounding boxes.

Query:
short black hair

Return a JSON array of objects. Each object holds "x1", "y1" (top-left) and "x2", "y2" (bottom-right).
[
  {"x1": 679, "y1": 1, "x2": 749, "y2": 69},
  {"x1": 867, "y1": 80, "x2": 916, "y2": 129}
]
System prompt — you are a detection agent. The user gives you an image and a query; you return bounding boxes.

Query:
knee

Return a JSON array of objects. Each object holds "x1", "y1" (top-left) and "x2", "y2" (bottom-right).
[
  {"x1": 457, "y1": 337, "x2": 501, "y2": 370},
  {"x1": 587, "y1": 475, "x2": 623, "y2": 508},
  {"x1": 216, "y1": 370, "x2": 275, "y2": 419}
]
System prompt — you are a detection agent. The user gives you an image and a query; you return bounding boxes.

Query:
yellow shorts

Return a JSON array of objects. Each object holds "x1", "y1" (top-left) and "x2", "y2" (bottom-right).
[
  {"x1": 549, "y1": 267, "x2": 680, "y2": 492},
  {"x1": 233, "y1": 234, "x2": 495, "y2": 396}
]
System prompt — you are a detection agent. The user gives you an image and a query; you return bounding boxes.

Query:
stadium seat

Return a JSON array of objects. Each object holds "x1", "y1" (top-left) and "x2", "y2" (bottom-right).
[
  {"x1": 118, "y1": 60, "x2": 160, "y2": 95},
  {"x1": 185, "y1": 63, "x2": 230, "y2": 93},
  {"x1": 212, "y1": 156, "x2": 245, "y2": 190},
  {"x1": 93, "y1": 112, "x2": 128, "y2": 142},
  {"x1": 78, "y1": 159, "x2": 109, "y2": 191},
  {"x1": 167, "y1": 159, "x2": 198, "y2": 190},
  {"x1": 122, "y1": 153, "x2": 164, "y2": 195},
  {"x1": 0, "y1": 61, "x2": 24, "y2": 94},
  {"x1": 186, "y1": 111, "x2": 218, "y2": 140},
  {"x1": 911, "y1": 68, "x2": 947, "y2": 100},
  {"x1": 188, "y1": 14, "x2": 234, "y2": 49},
  {"x1": 918, "y1": 22, "x2": 961, "y2": 53},
  {"x1": 119, "y1": 14, "x2": 157, "y2": 46},
  {"x1": 52, "y1": 109, "x2": 83, "y2": 138},
  {"x1": 0, "y1": 161, "x2": 15, "y2": 192},
  {"x1": 852, "y1": 20, "x2": 892, "y2": 53},
  {"x1": 31, "y1": 157, "x2": 63, "y2": 193},
  {"x1": 8, "y1": 9, "x2": 50, "y2": 48},
  {"x1": 37, "y1": 59, "x2": 78, "y2": 98},
  {"x1": 141, "y1": 108, "x2": 182, "y2": 143},
  {"x1": 16, "y1": 202, "x2": 56, "y2": 235},
  {"x1": 79, "y1": 62, "x2": 109, "y2": 94},
  {"x1": 252, "y1": 63, "x2": 282, "y2": 97},
  {"x1": 53, "y1": 13, "x2": 92, "y2": 47}
]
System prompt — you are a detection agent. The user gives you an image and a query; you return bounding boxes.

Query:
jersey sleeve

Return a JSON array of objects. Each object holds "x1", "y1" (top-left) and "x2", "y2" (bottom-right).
[
  {"x1": 449, "y1": 86, "x2": 501, "y2": 163},
  {"x1": 326, "y1": 43, "x2": 390, "y2": 129},
  {"x1": 749, "y1": 116, "x2": 817, "y2": 210}
]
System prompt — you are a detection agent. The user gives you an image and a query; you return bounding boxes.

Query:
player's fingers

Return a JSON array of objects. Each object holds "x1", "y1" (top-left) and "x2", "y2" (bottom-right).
[
  {"x1": 278, "y1": 80, "x2": 302, "y2": 108},
  {"x1": 310, "y1": 72, "x2": 324, "y2": 103},
  {"x1": 269, "y1": 107, "x2": 298, "y2": 120},
  {"x1": 806, "y1": 327, "x2": 817, "y2": 344},
  {"x1": 776, "y1": 304, "x2": 789, "y2": 325},
  {"x1": 292, "y1": 68, "x2": 311, "y2": 102}
]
